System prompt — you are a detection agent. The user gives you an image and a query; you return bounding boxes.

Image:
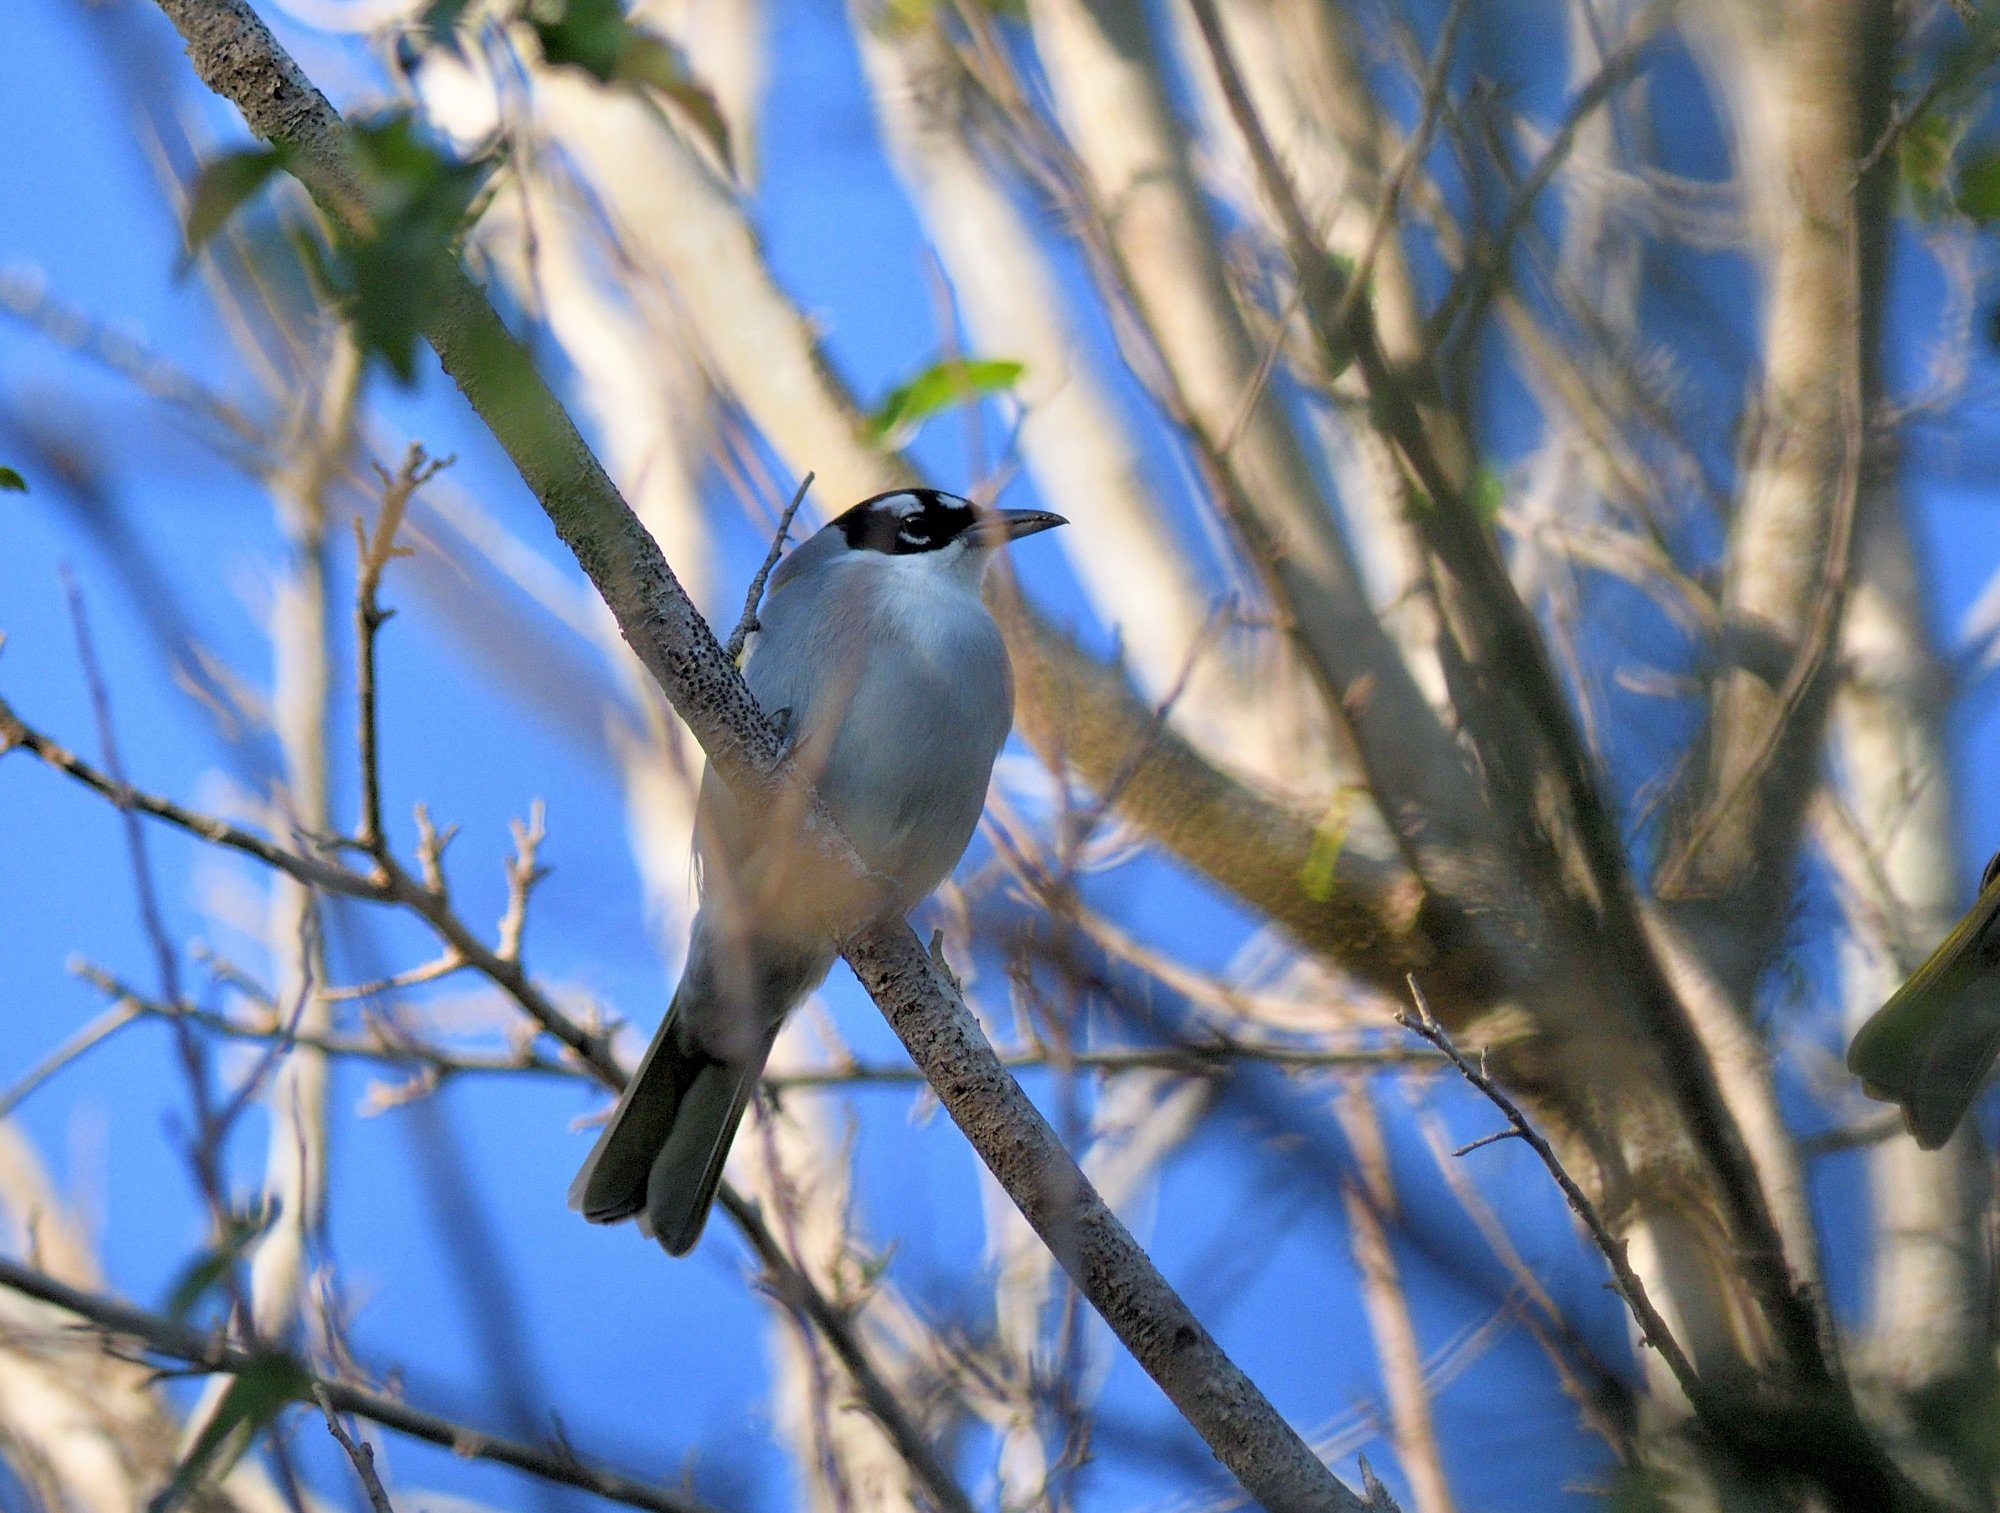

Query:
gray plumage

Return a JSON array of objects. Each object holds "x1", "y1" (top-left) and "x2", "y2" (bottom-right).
[{"x1": 569, "y1": 490, "x2": 1064, "y2": 1254}]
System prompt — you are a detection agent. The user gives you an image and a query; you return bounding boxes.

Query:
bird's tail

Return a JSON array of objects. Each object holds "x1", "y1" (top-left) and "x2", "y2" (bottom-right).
[{"x1": 568, "y1": 937, "x2": 828, "y2": 1255}]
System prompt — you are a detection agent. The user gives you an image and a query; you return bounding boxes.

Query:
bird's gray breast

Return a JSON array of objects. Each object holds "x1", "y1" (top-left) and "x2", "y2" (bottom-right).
[{"x1": 736, "y1": 547, "x2": 1012, "y2": 913}]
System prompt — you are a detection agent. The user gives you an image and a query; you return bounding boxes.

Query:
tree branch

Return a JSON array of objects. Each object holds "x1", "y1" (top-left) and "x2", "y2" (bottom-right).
[{"x1": 0, "y1": 1257, "x2": 718, "y2": 1513}]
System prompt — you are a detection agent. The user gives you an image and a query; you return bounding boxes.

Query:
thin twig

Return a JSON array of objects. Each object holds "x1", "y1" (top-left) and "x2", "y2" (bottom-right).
[
  {"x1": 1323, "y1": 0, "x2": 1473, "y2": 349},
  {"x1": 320, "y1": 952, "x2": 466, "y2": 1002},
  {"x1": 1422, "y1": 2, "x2": 1667, "y2": 353},
  {"x1": 72, "y1": 963, "x2": 574, "y2": 1081},
  {"x1": 1393, "y1": 978, "x2": 1705, "y2": 1409},
  {"x1": 355, "y1": 445, "x2": 447, "y2": 856},
  {"x1": 497, "y1": 800, "x2": 549, "y2": 963},
  {"x1": 766, "y1": 1042, "x2": 1441, "y2": 1089},
  {"x1": 60, "y1": 569, "x2": 249, "y2": 1323},
  {"x1": 0, "y1": 697, "x2": 393, "y2": 902},
  {"x1": 0, "y1": 1257, "x2": 716, "y2": 1513},
  {"x1": 52, "y1": 961, "x2": 1439, "y2": 1090},
  {"x1": 714, "y1": 1186, "x2": 974, "y2": 1513},
  {"x1": 314, "y1": 1386, "x2": 395, "y2": 1513},
  {"x1": 0, "y1": 999, "x2": 144, "y2": 1120},
  {"x1": 724, "y1": 472, "x2": 813, "y2": 663}
]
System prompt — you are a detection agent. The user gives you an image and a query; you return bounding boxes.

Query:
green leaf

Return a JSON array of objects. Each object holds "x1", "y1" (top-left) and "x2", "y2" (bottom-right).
[
  {"x1": 412, "y1": 0, "x2": 476, "y2": 50},
  {"x1": 1899, "y1": 109, "x2": 1960, "y2": 220},
  {"x1": 1470, "y1": 464, "x2": 1506, "y2": 524},
  {"x1": 184, "y1": 146, "x2": 290, "y2": 254},
  {"x1": 614, "y1": 33, "x2": 734, "y2": 171},
  {"x1": 868, "y1": 357, "x2": 1025, "y2": 444},
  {"x1": 1299, "y1": 789, "x2": 1358, "y2": 903},
  {"x1": 162, "y1": 1208, "x2": 274, "y2": 1323},
  {"x1": 0, "y1": 467, "x2": 25, "y2": 493},
  {"x1": 327, "y1": 113, "x2": 496, "y2": 382},
  {"x1": 530, "y1": 0, "x2": 630, "y2": 82},
  {"x1": 149, "y1": 1354, "x2": 312, "y2": 1513},
  {"x1": 1961, "y1": 149, "x2": 2000, "y2": 222},
  {"x1": 528, "y1": 3, "x2": 735, "y2": 171}
]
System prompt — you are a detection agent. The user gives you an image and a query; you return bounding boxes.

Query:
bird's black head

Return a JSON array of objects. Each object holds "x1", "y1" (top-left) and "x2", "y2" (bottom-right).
[{"x1": 832, "y1": 489, "x2": 980, "y2": 555}]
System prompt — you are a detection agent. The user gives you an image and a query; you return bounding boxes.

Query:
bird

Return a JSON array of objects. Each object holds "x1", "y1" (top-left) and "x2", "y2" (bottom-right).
[
  {"x1": 1848, "y1": 849, "x2": 2000, "y2": 1149},
  {"x1": 569, "y1": 488, "x2": 1066, "y2": 1254}
]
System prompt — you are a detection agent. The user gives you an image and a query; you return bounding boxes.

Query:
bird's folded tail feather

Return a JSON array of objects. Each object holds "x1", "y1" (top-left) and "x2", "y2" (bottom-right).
[{"x1": 568, "y1": 936, "x2": 827, "y2": 1254}]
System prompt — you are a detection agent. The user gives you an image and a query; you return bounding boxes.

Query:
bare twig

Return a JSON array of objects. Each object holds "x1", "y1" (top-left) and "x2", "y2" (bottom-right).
[
  {"x1": 72, "y1": 962, "x2": 575, "y2": 1081},
  {"x1": 1394, "y1": 979, "x2": 1705, "y2": 1406},
  {"x1": 0, "y1": 997, "x2": 145, "y2": 1120},
  {"x1": 767, "y1": 1042, "x2": 1440, "y2": 1088},
  {"x1": 725, "y1": 471, "x2": 813, "y2": 663},
  {"x1": 321, "y1": 952, "x2": 466, "y2": 1002},
  {"x1": 1323, "y1": 0, "x2": 1473, "y2": 351},
  {"x1": 497, "y1": 800, "x2": 549, "y2": 963},
  {"x1": 0, "y1": 697, "x2": 392, "y2": 901},
  {"x1": 713, "y1": 1186, "x2": 973, "y2": 1513},
  {"x1": 355, "y1": 445, "x2": 447, "y2": 856},
  {"x1": 60, "y1": 570, "x2": 186, "y2": 1012},
  {"x1": 0, "y1": 1256, "x2": 717, "y2": 1513},
  {"x1": 1415, "y1": 1112, "x2": 1638, "y2": 1462},
  {"x1": 313, "y1": 1386, "x2": 395, "y2": 1513},
  {"x1": 1423, "y1": 2, "x2": 1667, "y2": 353}
]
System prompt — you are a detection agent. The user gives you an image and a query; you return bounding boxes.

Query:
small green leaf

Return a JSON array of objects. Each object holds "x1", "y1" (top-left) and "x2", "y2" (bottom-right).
[
  {"x1": 1470, "y1": 464, "x2": 1506, "y2": 524},
  {"x1": 1299, "y1": 789, "x2": 1358, "y2": 903},
  {"x1": 184, "y1": 147, "x2": 290, "y2": 254},
  {"x1": 413, "y1": 0, "x2": 475, "y2": 49},
  {"x1": 530, "y1": 0, "x2": 630, "y2": 82},
  {"x1": 1900, "y1": 110, "x2": 1962, "y2": 220},
  {"x1": 326, "y1": 113, "x2": 496, "y2": 382},
  {"x1": 614, "y1": 33, "x2": 734, "y2": 170},
  {"x1": 149, "y1": 1354, "x2": 312, "y2": 1512},
  {"x1": 0, "y1": 467, "x2": 26, "y2": 493},
  {"x1": 868, "y1": 357, "x2": 1025, "y2": 444},
  {"x1": 1961, "y1": 150, "x2": 2000, "y2": 222},
  {"x1": 162, "y1": 1208, "x2": 273, "y2": 1323}
]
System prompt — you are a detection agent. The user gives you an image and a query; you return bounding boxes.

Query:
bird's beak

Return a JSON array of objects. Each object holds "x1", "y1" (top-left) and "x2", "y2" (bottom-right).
[{"x1": 990, "y1": 509, "x2": 1068, "y2": 544}]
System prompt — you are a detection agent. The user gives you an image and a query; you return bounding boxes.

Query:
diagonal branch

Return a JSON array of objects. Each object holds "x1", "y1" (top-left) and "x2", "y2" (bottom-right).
[
  {"x1": 145, "y1": 1, "x2": 1364, "y2": 1506},
  {"x1": 1396, "y1": 982, "x2": 1704, "y2": 1411},
  {"x1": 0, "y1": 1256, "x2": 719, "y2": 1513}
]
